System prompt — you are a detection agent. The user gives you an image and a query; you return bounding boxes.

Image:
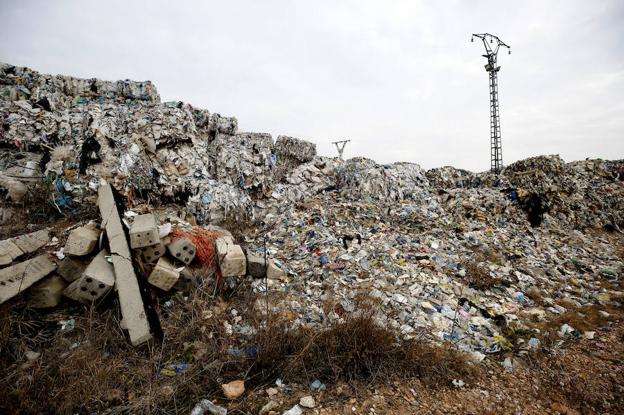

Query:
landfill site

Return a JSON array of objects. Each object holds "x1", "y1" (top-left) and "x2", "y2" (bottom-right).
[{"x1": 0, "y1": 62, "x2": 623, "y2": 415}]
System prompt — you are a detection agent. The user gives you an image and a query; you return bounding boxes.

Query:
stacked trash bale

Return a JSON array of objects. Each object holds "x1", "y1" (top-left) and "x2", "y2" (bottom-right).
[
  {"x1": 338, "y1": 158, "x2": 430, "y2": 202},
  {"x1": 273, "y1": 135, "x2": 317, "y2": 182},
  {"x1": 426, "y1": 166, "x2": 475, "y2": 189},
  {"x1": 0, "y1": 62, "x2": 160, "y2": 110},
  {"x1": 501, "y1": 155, "x2": 624, "y2": 228}
]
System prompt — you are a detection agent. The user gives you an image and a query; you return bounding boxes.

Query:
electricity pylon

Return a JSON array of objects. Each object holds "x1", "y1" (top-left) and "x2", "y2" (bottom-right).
[
  {"x1": 471, "y1": 33, "x2": 511, "y2": 173},
  {"x1": 332, "y1": 140, "x2": 350, "y2": 160}
]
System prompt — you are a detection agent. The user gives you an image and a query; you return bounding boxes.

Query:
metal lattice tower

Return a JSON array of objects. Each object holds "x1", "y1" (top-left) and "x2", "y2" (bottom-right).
[
  {"x1": 471, "y1": 33, "x2": 511, "y2": 173},
  {"x1": 332, "y1": 140, "x2": 350, "y2": 160}
]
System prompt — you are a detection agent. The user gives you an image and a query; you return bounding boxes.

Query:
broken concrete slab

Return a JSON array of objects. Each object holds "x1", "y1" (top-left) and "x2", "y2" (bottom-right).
[
  {"x1": 0, "y1": 254, "x2": 57, "y2": 304},
  {"x1": 167, "y1": 238, "x2": 196, "y2": 265},
  {"x1": 0, "y1": 229, "x2": 50, "y2": 266},
  {"x1": 28, "y1": 275, "x2": 67, "y2": 308},
  {"x1": 12, "y1": 229, "x2": 50, "y2": 254},
  {"x1": 129, "y1": 213, "x2": 159, "y2": 249},
  {"x1": 0, "y1": 239, "x2": 23, "y2": 266},
  {"x1": 56, "y1": 257, "x2": 87, "y2": 282},
  {"x1": 148, "y1": 256, "x2": 179, "y2": 291},
  {"x1": 99, "y1": 182, "x2": 152, "y2": 346},
  {"x1": 64, "y1": 225, "x2": 100, "y2": 256}
]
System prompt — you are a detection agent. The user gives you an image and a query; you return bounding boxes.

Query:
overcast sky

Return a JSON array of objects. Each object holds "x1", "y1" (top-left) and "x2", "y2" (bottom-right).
[{"x1": 1, "y1": 0, "x2": 623, "y2": 171}]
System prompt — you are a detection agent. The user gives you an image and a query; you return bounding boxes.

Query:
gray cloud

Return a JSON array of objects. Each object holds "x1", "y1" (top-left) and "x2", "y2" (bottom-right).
[{"x1": 1, "y1": 0, "x2": 622, "y2": 171}]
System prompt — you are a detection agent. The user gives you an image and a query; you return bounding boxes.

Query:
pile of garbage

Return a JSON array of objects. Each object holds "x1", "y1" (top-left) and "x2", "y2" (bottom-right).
[{"x1": 1, "y1": 63, "x2": 623, "y2": 360}]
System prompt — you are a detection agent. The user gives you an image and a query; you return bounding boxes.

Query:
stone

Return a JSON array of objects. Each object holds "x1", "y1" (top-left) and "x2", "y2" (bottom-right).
[
  {"x1": 64, "y1": 250, "x2": 115, "y2": 303},
  {"x1": 282, "y1": 405, "x2": 302, "y2": 415},
  {"x1": 246, "y1": 251, "x2": 266, "y2": 278},
  {"x1": 167, "y1": 238, "x2": 196, "y2": 265},
  {"x1": 267, "y1": 260, "x2": 286, "y2": 280},
  {"x1": 99, "y1": 182, "x2": 152, "y2": 345},
  {"x1": 24, "y1": 350, "x2": 41, "y2": 362},
  {"x1": 259, "y1": 400, "x2": 279, "y2": 415},
  {"x1": 148, "y1": 256, "x2": 180, "y2": 291},
  {"x1": 28, "y1": 275, "x2": 67, "y2": 308},
  {"x1": 0, "y1": 255, "x2": 57, "y2": 304},
  {"x1": 222, "y1": 380, "x2": 245, "y2": 400},
  {"x1": 299, "y1": 395, "x2": 316, "y2": 408},
  {"x1": 65, "y1": 226, "x2": 100, "y2": 256},
  {"x1": 129, "y1": 213, "x2": 159, "y2": 249},
  {"x1": 138, "y1": 239, "x2": 167, "y2": 263},
  {"x1": 56, "y1": 257, "x2": 87, "y2": 282},
  {"x1": 190, "y1": 399, "x2": 228, "y2": 415}
]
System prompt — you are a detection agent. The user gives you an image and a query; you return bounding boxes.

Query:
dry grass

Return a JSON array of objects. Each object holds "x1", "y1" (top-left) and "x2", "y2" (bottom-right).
[
  {"x1": 0, "y1": 287, "x2": 474, "y2": 415},
  {"x1": 249, "y1": 310, "x2": 474, "y2": 388},
  {"x1": 463, "y1": 261, "x2": 501, "y2": 291}
]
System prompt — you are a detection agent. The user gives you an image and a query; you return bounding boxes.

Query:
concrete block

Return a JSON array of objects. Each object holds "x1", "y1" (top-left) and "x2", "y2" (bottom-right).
[
  {"x1": 215, "y1": 235, "x2": 235, "y2": 263},
  {"x1": 246, "y1": 251, "x2": 266, "y2": 278},
  {"x1": 0, "y1": 255, "x2": 57, "y2": 304},
  {"x1": 219, "y1": 244, "x2": 246, "y2": 277},
  {"x1": 129, "y1": 214, "x2": 159, "y2": 249},
  {"x1": 167, "y1": 238, "x2": 196, "y2": 265},
  {"x1": 28, "y1": 275, "x2": 67, "y2": 308},
  {"x1": 148, "y1": 257, "x2": 179, "y2": 291},
  {"x1": 56, "y1": 257, "x2": 87, "y2": 282},
  {"x1": 12, "y1": 229, "x2": 50, "y2": 254},
  {"x1": 138, "y1": 239, "x2": 167, "y2": 263},
  {"x1": 0, "y1": 240, "x2": 23, "y2": 266},
  {"x1": 173, "y1": 268, "x2": 197, "y2": 292},
  {"x1": 64, "y1": 250, "x2": 115, "y2": 303},
  {"x1": 99, "y1": 183, "x2": 152, "y2": 345},
  {"x1": 65, "y1": 226, "x2": 100, "y2": 256}
]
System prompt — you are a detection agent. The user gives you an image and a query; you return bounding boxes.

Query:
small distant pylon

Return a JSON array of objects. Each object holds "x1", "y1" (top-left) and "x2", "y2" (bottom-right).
[{"x1": 332, "y1": 140, "x2": 350, "y2": 160}]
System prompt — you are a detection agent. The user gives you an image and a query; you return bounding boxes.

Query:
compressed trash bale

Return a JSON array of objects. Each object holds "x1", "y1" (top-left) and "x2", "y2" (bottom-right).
[
  {"x1": 64, "y1": 225, "x2": 100, "y2": 256},
  {"x1": 0, "y1": 255, "x2": 57, "y2": 304},
  {"x1": 274, "y1": 135, "x2": 317, "y2": 182},
  {"x1": 64, "y1": 250, "x2": 115, "y2": 303},
  {"x1": 27, "y1": 275, "x2": 67, "y2": 308},
  {"x1": 148, "y1": 256, "x2": 179, "y2": 291},
  {"x1": 217, "y1": 242, "x2": 246, "y2": 277},
  {"x1": 167, "y1": 238, "x2": 196, "y2": 265},
  {"x1": 129, "y1": 214, "x2": 159, "y2": 249}
]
